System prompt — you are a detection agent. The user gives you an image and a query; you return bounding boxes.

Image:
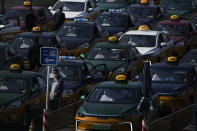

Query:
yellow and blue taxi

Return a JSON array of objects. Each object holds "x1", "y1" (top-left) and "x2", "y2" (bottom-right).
[
  {"x1": 119, "y1": 25, "x2": 174, "y2": 63},
  {"x1": 0, "y1": 64, "x2": 46, "y2": 130},
  {"x1": 150, "y1": 57, "x2": 197, "y2": 115},
  {"x1": 40, "y1": 56, "x2": 108, "y2": 106},
  {"x1": 12, "y1": 27, "x2": 58, "y2": 70},
  {"x1": 57, "y1": 18, "x2": 108, "y2": 56},
  {"x1": 127, "y1": 0, "x2": 162, "y2": 29},
  {"x1": 95, "y1": 9, "x2": 134, "y2": 35},
  {"x1": 75, "y1": 75, "x2": 158, "y2": 131}
]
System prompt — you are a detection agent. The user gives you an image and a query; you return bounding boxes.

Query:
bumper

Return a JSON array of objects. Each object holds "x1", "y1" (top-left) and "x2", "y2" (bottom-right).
[{"x1": 75, "y1": 120, "x2": 133, "y2": 131}]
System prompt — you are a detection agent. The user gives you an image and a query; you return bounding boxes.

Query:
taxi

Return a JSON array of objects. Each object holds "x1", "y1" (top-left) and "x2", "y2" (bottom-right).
[
  {"x1": 84, "y1": 36, "x2": 145, "y2": 80},
  {"x1": 180, "y1": 49, "x2": 197, "y2": 73},
  {"x1": 127, "y1": 0, "x2": 162, "y2": 29},
  {"x1": 0, "y1": 15, "x2": 23, "y2": 42},
  {"x1": 5, "y1": 1, "x2": 54, "y2": 31},
  {"x1": 156, "y1": 15, "x2": 197, "y2": 58},
  {"x1": 12, "y1": 27, "x2": 58, "y2": 70},
  {"x1": 0, "y1": 43, "x2": 22, "y2": 71},
  {"x1": 75, "y1": 75, "x2": 158, "y2": 131},
  {"x1": 57, "y1": 19, "x2": 108, "y2": 56},
  {"x1": 119, "y1": 25, "x2": 174, "y2": 63},
  {"x1": 40, "y1": 56, "x2": 107, "y2": 106},
  {"x1": 49, "y1": 0, "x2": 100, "y2": 22},
  {"x1": 0, "y1": 64, "x2": 46, "y2": 130},
  {"x1": 150, "y1": 57, "x2": 197, "y2": 115},
  {"x1": 96, "y1": 0, "x2": 130, "y2": 12},
  {"x1": 160, "y1": 0, "x2": 197, "y2": 19},
  {"x1": 95, "y1": 9, "x2": 133, "y2": 35}
]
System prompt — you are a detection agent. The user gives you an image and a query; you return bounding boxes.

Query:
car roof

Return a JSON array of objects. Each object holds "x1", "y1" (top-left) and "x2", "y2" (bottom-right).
[
  {"x1": 94, "y1": 42, "x2": 131, "y2": 48},
  {"x1": 96, "y1": 81, "x2": 141, "y2": 89},
  {"x1": 151, "y1": 63, "x2": 193, "y2": 71},
  {"x1": 124, "y1": 30, "x2": 158, "y2": 36},
  {"x1": 100, "y1": 12, "x2": 129, "y2": 16},
  {"x1": 59, "y1": 0, "x2": 86, "y2": 2},
  {"x1": 159, "y1": 20, "x2": 190, "y2": 25},
  {"x1": 0, "y1": 70, "x2": 40, "y2": 79},
  {"x1": 17, "y1": 32, "x2": 56, "y2": 38},
  {"x1": 9, "y1": 6, "x2": 43, "y2": 10}
]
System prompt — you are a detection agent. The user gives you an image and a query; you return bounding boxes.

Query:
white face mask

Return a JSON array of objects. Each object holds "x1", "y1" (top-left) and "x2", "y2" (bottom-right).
[{"x1": 49, "y1": 73, "x2": 55, "y2": 79}]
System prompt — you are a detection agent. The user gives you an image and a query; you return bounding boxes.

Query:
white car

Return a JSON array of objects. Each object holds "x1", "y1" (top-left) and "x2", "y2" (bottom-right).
[
  {"x1": 48, "y1": 0, "x2": 99, "y2": 21},
  {"x1": 0, "y1": 15, "x2": 22, "y2": 42},
  {"x1": 119, "y1": 27, "x2": 175, "y2": 62}
]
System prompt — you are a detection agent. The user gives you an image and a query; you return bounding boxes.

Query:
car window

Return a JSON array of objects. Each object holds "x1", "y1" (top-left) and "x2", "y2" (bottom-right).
[{"x1": 36, "y1": 76, "x2": 46, "y2": 89}]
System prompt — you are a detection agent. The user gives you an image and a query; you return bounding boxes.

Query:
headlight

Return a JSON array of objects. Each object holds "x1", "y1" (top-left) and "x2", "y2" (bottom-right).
[
  {"x1": 114, "y1": 67, "x2": 125, "y2": 75},
  {"x1": 77, "y1": 111, "x2": 87, "y2": 117},
  {"x1": 0, "y1": 25, "x2": 5, "y2": 29},
  {"x1": 6, "y1": 101, "x2": 21, "y2": 109},
  {"x1": 78, "y1": 42, "x2": 89, "y2": 49}
]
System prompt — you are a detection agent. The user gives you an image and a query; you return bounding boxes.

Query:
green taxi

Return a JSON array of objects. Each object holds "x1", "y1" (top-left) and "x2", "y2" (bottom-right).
[
  {"x1": 75, "y1": 75, "x2": 158, "y2": 131},
  {"x1": 0, "y1": 64, "x2": 46, "y2": 130},
  {"x1": 83, "y1": 36, "x2": 144, "y2": 80}
]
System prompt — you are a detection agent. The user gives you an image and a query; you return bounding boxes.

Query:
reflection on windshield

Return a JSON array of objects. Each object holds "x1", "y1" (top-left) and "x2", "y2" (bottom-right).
[
  {"x1": 14, "y1": 37, "x2": 52, "y2": 48},
  {"x1": 0, "y1": 78, "x2": 27, "y2": 93},
  {"x1": 128, "y1": 7, "x2": 157, "y2": 18},
  {"x1": 156, "y1": 24, "x2": 187, "y2": 36},
  {"x1": 119, "y1": 35, "x2": 156, "y2": 47},
  {"x1": 88, "y1": 47, "x2": 127, "y2": 60},
  {"x1": 165, "y1": 1, "x2": 192, "y2": 10},
  {"x1": 58, "y1": 25, "x2": 92, "y2": 38},
  {"x1": 53, "y1": 2, "x2": 85, "y2": 11},
  {"x1": 87, "y1": 87, "x2": 137, "y2": 104},
  {"x1": 50, "y1": 65, "x2": 80, "y2": 81},
  {"x1": 97, "y1": 15, "x2": 127, "y2": 27},
  {"x1": 151, "y1": 69, "x2": 187, "y2": 83}
]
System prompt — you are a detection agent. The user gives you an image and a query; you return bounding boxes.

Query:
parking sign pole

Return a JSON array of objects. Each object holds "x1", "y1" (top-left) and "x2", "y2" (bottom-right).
[{"x1": 46, "y1": 65, "x2": 50, "y2": 110}]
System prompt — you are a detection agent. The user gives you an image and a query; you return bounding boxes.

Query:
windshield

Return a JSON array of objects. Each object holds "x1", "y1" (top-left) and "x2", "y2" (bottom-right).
[
  {"x1": 5, "y1": 9, "x2": 39, "y2": 19},
  {"x1": 128, "y1": 7, "x2": 158, "y2": 18},
  {"x1": 87, "y1": 47, "x2": 127, "y2": 60},
  {"x1": 0, "y1": 16, "x2": 9, "y2": 25},
  {"x1": 164, "y1": 1, "x2": 192, "y2": 10},
  {"x1": 48, "y1": 65, "x2": 80, "y2": 81},
  {"x1": 156, "y1": 24, "x2": 188, "y2": 36},
  {"x1": 57, "y1": 25, "x2": 92, "y2": 38},
  {"x1": 151, "y1": 69, "x2": 187, "y2": 83},
  {"x1": 119, "y1": 35, "x2": 156, "y2": 47},
  {"x1": 87, "y1": 87, "x2": 138, "y2": 104},
  {"x1": 53, "y1": 1, "x2": 85, "y2": 11},
  {"x1": 13, "y1": 37, "x2": 53, "y2": 48},
  {"x1": 0, "y1": 78, "x2": 27, "y2": 93},
  {"x1": 98, "y1": 0, "x2": 127, "y2": 3},
  {"x1": 97, "y1": 15, "x2": 128, "y2": 27}
]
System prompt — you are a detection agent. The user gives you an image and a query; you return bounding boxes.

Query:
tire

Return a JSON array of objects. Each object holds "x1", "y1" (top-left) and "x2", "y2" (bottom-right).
[{"x1": 21, "y1": 109, "x2": 31, "y2": 131}]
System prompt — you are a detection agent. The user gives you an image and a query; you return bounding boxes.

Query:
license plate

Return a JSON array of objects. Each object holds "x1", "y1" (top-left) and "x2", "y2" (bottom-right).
[{"x1": 93, "y1": 124, "x2": 111, "y2": 130}]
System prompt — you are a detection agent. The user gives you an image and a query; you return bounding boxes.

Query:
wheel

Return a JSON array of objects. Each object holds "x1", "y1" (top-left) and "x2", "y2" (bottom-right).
[{"x1": 21, "y1": 109, "x2": 31, "y2": 131}]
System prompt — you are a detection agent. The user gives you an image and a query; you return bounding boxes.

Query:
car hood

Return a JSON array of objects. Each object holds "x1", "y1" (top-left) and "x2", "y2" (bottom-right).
[
  {"x1": 51, "y1": 10, "x2": 85, "y2": 19},
  {"x1": 60, "y1": 37, "x2": 91, "y2": 49},
  {"x1": 136, "y1": 47, "x2": 155, "y2": 55},
  {"x1": 97, "y1": 2, "x2": 127, "y2": 11},
  {"x1": 79, "y1": 102, "x2": 137, "y2": 116},
  {"x1": 85, "y1": 59, "x2": 127, "y2": 72},
  {"x1": 151, "y1": 82, "x2": 187, "y2": 94},
  {"x1": 62, "y1": 80, "x2": 82, "y2": 92},
  {"x1": 169, "y1": 36, "x2": 186, "y2": 43},
  {"x1": 0, "y1": 92, "x2": 25, "y2": 106}
]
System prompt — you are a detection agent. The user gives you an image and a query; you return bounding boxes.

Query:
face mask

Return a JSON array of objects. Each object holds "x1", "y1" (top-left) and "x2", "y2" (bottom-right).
[{"x1": 49, "y1": 73, "x2": 55, "y2": 79}]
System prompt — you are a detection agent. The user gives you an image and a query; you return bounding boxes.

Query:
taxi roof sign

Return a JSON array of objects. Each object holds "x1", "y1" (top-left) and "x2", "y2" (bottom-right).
[
  {"x1": 59, "y1": 56, "x2": 76, "y2": 60},
  {"x1": 170, "y1": 15, "x2": 179, "y2": 20},
  {"x1": 10, "y1": 64, "x2": 21, "y2": 70},
  {"x1": 168, "y1": 56, "x2": 177, "y2": 62},
  {"x1": 109, "y1": 9, "x2": 121, "y2": 13},
  {"x1": 24, "y1": 1, "x2": 31, "y2": 6},
  {"x1": 108, "y1": 36, "x2": 118, "y2": 42},
  {"x1": 74, "y1": 18, "x2": 88, "y2": 22},
  {"x1": 116, "y1": 75, "x2": 126, "y2": 81},
  {"x1": 32, "y1": 27, "x2": 41, "y2": 32},
  {"x1": 141, "y1": 0, "x2": 148, "y2": 4},
  {"x1": 138, "y1": 25, "x2": 149, "y2": 31}
]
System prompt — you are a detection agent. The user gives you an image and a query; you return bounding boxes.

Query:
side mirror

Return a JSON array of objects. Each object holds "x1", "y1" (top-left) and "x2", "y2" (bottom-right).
[
  {"x1": 80, "y1": 95, "x2": 86, "y2": 100},
  {"x1": 48, "y1": 6, "x2": 52, "y2": 10},
  {"x1": 88, "y1": 8, "x2": 93, "y2": 12},
  {"x1": 160, "y1": 42, "x2": 167, "y2": 47}
]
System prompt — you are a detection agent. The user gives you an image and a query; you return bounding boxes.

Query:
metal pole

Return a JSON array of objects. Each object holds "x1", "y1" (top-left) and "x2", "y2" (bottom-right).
[
  {"x1": 192, "y1": 105, "x2": 197, "y2": 131},
  {"x1": 46, "y1": 65, "x2": 50, "y2": 110}
]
